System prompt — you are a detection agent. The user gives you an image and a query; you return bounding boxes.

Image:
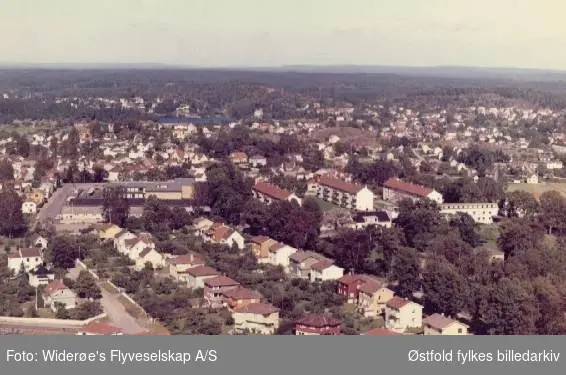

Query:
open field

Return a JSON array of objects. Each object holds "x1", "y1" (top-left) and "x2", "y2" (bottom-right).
[{"x1": 506, "y1": 182, "x2": 566, "y2": 197}]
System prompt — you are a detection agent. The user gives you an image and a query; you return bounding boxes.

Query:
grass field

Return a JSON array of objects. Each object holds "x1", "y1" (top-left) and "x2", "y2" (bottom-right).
[{"x1": 506, "y1": 182, "x2": 566, "y2": 197}]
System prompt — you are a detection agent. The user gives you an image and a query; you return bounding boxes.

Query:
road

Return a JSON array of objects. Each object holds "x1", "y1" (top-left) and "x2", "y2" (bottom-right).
[{"x1": 67, "y1": 264, "x2": 146, "y2": 335}]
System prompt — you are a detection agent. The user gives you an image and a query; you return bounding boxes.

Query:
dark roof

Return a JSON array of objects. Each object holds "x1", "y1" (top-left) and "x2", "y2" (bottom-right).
[
  {"x1": 253, "y1": 182, "x2": 293, "y2": 201},
  {"x1": 352, "y1": 210, "x2": 390, "y2": 223},
  {"x1": 296, "y1": 314, "x2": 341, "y2": 328},
  {"x1": 233, "y1": 303, "x2": 279, "y2": 315},
  {"x1": 205, "y1": 275, "x2": 240, "y2": 288}
]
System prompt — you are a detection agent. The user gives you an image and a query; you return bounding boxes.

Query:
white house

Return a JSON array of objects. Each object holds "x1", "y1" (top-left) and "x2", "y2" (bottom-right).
[
  {"x1": 185, "y1": 266, "x2": 221, "y2": 289},
  {"x1": 384, "y1": 297, "x2": 423, "y2": 333},
  {"x1": 205, "y1": 223, "x2": 245, "y2": 250},
  {"x1": 21, "y1": 201, "x2": 37, "y2": 214},
  {"x1": 28, "y1": 265, "x2": 55, "y2": 287},
  {"x1": 43, "y1": 279, "x2": 78, "y2": 312},
  {"x1": 526, "y1": 174, "x2": 539, "y2": 184},
  {"x1": 249, "y1": 155, "x2": 268, "y2": 168},
  {"x1": 252, "y1": 182, "x2": 302, "y2": 206},
  {"x1": 30, "y1": 234, "x2": 49, "y2": 249},
  {"x1": 309, "y1": 261, "x2": 344, "y2": 283},
  {"x1": 114, "y1": 230, "x2": 137, "y2": 253},
  {"x1": 383, "y1": 178, "x2": 443, "y2": 204},
  {"x1": 308, "y1": 175, "x2": 374, "y2": 211},
  {"x1": 267, "y1": 242, "x2": 298, "y2": 272},
  {"x1": 7, "y1": 248, "x2": 44, "y2": 274},
  {"x1": 135, "y1": 247, "x2": 165, "y2": 270},
  {"x1": 232, "y1": 303, "x2": 280, "y2": 335}
]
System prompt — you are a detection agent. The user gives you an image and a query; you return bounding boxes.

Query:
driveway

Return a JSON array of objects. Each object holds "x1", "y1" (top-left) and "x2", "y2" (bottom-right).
[{"x1": 66, "y1": 265, "x2": 146, "y2": 334}]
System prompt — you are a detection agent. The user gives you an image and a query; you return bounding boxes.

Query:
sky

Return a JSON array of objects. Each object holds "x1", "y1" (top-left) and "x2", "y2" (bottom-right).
[{"x1": 0, "y1": 0, "x2": 565, "y2": 69}]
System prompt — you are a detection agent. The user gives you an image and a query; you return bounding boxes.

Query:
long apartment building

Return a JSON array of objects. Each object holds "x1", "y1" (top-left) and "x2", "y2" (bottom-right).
[
  {"x1": 307, "y1": 175, "x2": 374, "y2": 211},
  {"x1": 382, "y1": 178, "x2": 443, "y2": 204},
  {"x1": 252, "y1": 182, "x2": 301, "y2": 206},
  {"x1": 440, "y1": 202, "x2": 499, "y2": 224}
]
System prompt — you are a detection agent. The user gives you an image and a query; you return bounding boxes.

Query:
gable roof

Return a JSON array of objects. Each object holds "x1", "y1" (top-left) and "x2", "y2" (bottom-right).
[
  {"x1": 204, "y1": 275, "x2": 240, "y2": 288},
  {"x1": 233, "y1": 302, "x2": 279, "y2": 315},
  {"x1": 186, "y1": 266, "x2": 220, "y2": 277},
  {"x1": 168, "y1": 253, "x2": 204, "y2": 265},
  {"x1": 386, "y1": 296, "x2": 414, "y2": 310},
  {"x1": 362, "y1": 327, "x2": 403, "y2": 336},
  {"x1": 80, "y1": 321, "x2": 123, "y2": 335},
  {"x1": 423, "y1": 313, "x2": 465, "y2": 330},
  {"x1": 383, "y1": 178, "x2": 433, "y2": 198},
  {"x1": 296, "y1": 314, "x2": 341, "y2": 328},
  {"x1": 139, "y1": 247, "x2": 157, "y2": 258},
  {"x1": 253, "y1": 182, "x2": 293, "y2": 201},
  {"x1": 44, "y1": 279, "x2": 68, "y2": 296},
  {"x1": 222, "y1": 287, "x2": 262, "y2": 300},
  {"x1": 317, "y1": 175, "x2": 363, "y2": 194}
]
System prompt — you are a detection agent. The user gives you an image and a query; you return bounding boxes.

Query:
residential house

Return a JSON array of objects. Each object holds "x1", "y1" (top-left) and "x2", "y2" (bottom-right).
[
  {"x1": 230, "y1": 152, "x2": 248, "y2": 165},
  {"x1": 222, "y1": 287, "x2": 262, "y2": 310},
  {"x1": 204, "y1": 275, "x2": 241, "y2": 308},
  {"x1": 43, "y1": 279, "x2": 78, "y2": 312},
  {"x1": 123, "y1": 233, "x2": 155, "y2": 259},
  {"x1": 357, "y1": 281, "x2": 395, "y2": 318},
  {"x1": 232, "y1": 303, "x2": 280, "y2": 335},
  {"x1": 336, "y1": 274, "x2": 386, "y2": 304},
  {"x1": 382, "y1": 178, "x2": 443, "y2": 204},
  {"x1": 440, "y1": 203, "x2": 499, "y2": 224},
  {"x1": 94, "y1": 223, "x2": 122, "y2": 240},
  {"x1": 267, "y1": 242, "x2": 297, "y2": 272},
  {"x1": 77, "y1": 321, "x2": 124, "y2": 336},
  {"x1": 185, "y1": 266, "x2": 221, "y2": 289},
  {"x1": 30, "y1": 234, "x2": 48, "y2": 249},
  {"x1": 252, "y1": 182, "x2": 302, "y2": 206},
  {"x1": 349, "y1": 210, "x2": 392, "y2": 229},
  {"x1": 167, "y1": 253, "x2": 206, "y2": 280},
  {"x1": 423, "y1": 313, "x2": 469, "y2": 335},
  {"x1": 28, "y1": 265, "x2": 55, "y2": 287},
  {"x1": 526, "y1": 174, "x2": 539, "y2": 184},
  {"x1": 21, "y1": 201, "x2": 37, "y2": 214},
  {"x1": 309, "y1": 260, "x2": 344, "y2": 282},
  {"x1": 308, "y1": 175, "x2": 374, "y2": 211},
  {"x1": 289, "y1": 250, "x2": 343, "y2": 281},
  {"x1": 295, "y1": 314, "x2": 342, "y2": 335},
  {"x1": 193, "y1": 217, "x2": 214, "y2": 235},
  {"x1": 113, "y1": 230, "x2": 137, "y2": 253},
  {"x1": 249, "y1": 155, "x2": 267, "y2": 168},
  {"x1": 134, "y1": 247, "x2": 165, "y2": 270},
  {"x1": 205, "y1": 223, "x2": 245, "y2": 250},
  {"x1": 250, "y1": 236, "x2": 278, "y2": 263},
  {"x1": 7, "y1": 248, "x2": 44, "y2": 274},
  {"x1": 384, "y1": 297, "x2": 423, "y2": 333},
  {"x1": 26, "y1": 188, "x2": 45, "y2": 207}
]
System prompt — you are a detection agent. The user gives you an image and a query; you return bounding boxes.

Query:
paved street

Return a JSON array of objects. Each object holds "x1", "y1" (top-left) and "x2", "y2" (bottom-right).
[{"x1": 67, "y1": 264, "x2": 146, "y2": 334}]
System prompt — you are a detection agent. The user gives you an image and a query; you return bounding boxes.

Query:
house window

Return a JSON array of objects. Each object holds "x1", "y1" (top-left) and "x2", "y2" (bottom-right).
[
  {"x1": 27, "y1": 258, "x2": 30, "y2": 262},
  {"x1": 458, "y1": 328, "x2": 462, "y2": 334}
]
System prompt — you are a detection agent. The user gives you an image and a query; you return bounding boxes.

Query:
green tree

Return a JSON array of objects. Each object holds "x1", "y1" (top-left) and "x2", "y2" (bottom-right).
[
  {"x1": 102, "y1": 187, "x2": 130, "y2": 226},
  {"x1": 389, "y1": 247, "x2": 421, "y2": 298},
  {"x1": 0, "y1": 188, "x2": 27, "y2": 237},
  {"x1": 422, "y1": 257, "x2": 468, "y2": 317},
  {"x1": 47, "y1": 236, "x2": 78, "y2": 269},
  {"x1": 539, "y1": 190, "x2": 566, "y2": 235},
  {"x1": 74, "y1": 270, "x2": 102, "y2": 299},
  {"x1": 0, "y1": 159, "x2": 14, "y2": 181}
]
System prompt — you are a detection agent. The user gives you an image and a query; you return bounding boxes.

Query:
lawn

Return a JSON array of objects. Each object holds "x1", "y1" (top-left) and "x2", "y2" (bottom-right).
[
  {"x1": 310, "y1": 197, "x2": 341, "y2": 212},
  {"x1": 506, "y1": 182, "x2": 566, "y2": 197},
  {"x1": 476, "y1": 224, "x2": 500, "y2": 250}
]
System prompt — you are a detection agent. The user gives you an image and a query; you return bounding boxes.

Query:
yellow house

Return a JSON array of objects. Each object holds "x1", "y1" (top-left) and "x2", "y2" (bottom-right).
[
  {"x1": 249, "y1": 236, "x2": 278, "y2": 263},
  {"x1": 357, "y1": 283, "x2": 395, "y2": 317},
  {"x1": 423, "y1": 313, "x2": 469, "y2": 335},
  {"x1": 232, "y1": 303, "x2": 280, "y2": 335},
  {"x1": 96, "y1": 223, "x2": 122, "y2": 240}
]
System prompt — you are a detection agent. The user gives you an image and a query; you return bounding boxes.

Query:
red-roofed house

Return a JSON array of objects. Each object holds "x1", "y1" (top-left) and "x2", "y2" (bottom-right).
[
  {"x1": 232, "y1": 303, "x2": 280, "y2": 335},
  {"x1": 308, "y1": 174, "x2": 374, "y2": 211},
  {"x1": 423, "y1": 313, "x2": 469, "y2": 335},
  {"x1": 185, "y1": 266, "x2": 221, "y2": 289},
  {"x1": 385, "y1": 297, "x2": 423, "y2": 332},
  {"x1": 222, "y1": 287, "x2": 262, "y2": 310},
  {"x1": 252, "y1": 182, "x2": 301, "y2": 206},
  {"x1": 204, "y1": 276, "x2": 241, "y2": 308},
  {"x1": 250, "y1": 236, "x2": 278, "y2": 263},
  {"x1": 77, "y1": 321, "x2": 123, "y2": 335},
  {"x1": 204, "y1": 223, "x2": 245, "y2": 250},
  {"x1": 337, "y1": 274, "x2": 386, "y2": 303},
  {"x1": 7, "y1": 248, "x2": 44, "y2": 274},
  {"x1": 383, "y1": 178, "x2": 443, "y2": 204},
  {"x1": 167, "y1": 253, "x2": 206, "y2": 280},
  {"x1": 295, "y1": 314, "x2": 342, "y2": 335},
  {"x1": 43, "y1": 279, "x2": 77, "y2": 312},
  {"x1": 230, "y1": 152, "x2": 248, "y2": 165}
]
